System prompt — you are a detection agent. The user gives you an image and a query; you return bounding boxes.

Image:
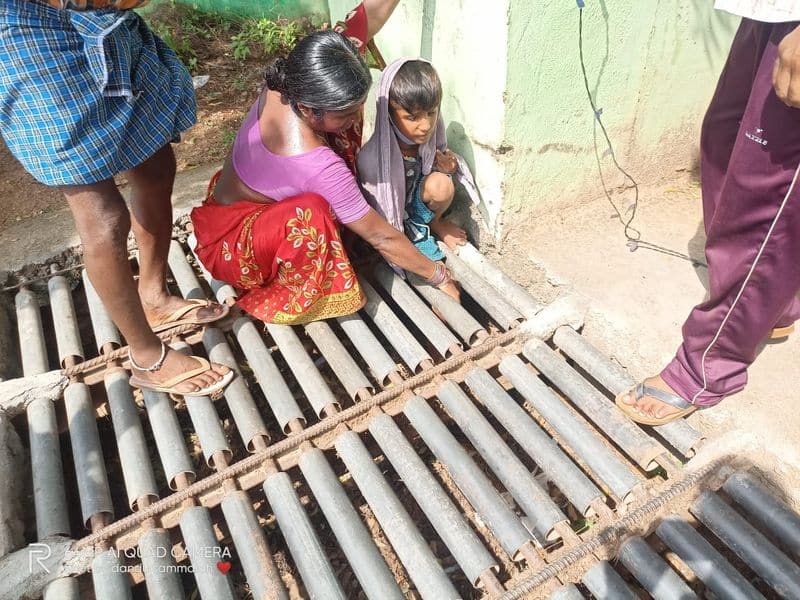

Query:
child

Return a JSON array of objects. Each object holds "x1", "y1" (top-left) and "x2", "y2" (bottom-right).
[{"x1": 357, "y1": 58, "x2": 480, "y2": 264}]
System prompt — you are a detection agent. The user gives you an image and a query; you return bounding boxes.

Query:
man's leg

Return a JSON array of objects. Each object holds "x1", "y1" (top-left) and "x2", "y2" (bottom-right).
[
  {"x1": 699, "y1": 19, "x2": 800, "y2": 330},
  {"x1": 63, "y1": 180, "x2": 229, "y2": 393},
  {"x1": 123, "y1": 144, "x2": 225, "y2": 325},
  {"x1": 624, "y1": 20, "x2": 800, "y2": 418},
  {"x1": 700, "y1": 19, "x2": 769, "y2": 228},
  {"x1": 422, "y1": 172, "x2": 466, "y2": 248}
]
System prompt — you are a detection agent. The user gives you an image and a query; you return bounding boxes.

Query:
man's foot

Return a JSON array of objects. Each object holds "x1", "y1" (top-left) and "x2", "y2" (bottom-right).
[
  {"x1": 617, "y1": 374, "x2": 695, "y2": 423},
  {"x1": 769, "y1": 323, "x2": 795, "y2": 340},
  {"x1": 129, "y1": 344, "x2": 232, "y2": 396},
  {"x1": 431, "y1": 218, "x2": 467, "y2": 250},
  {"x1": 141, "y1": 294, "x2": 228, "y2": 332}
]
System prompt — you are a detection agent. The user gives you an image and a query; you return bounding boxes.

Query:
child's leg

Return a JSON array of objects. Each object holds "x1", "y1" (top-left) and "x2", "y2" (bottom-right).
[{"x1": 421, "y1": 172, "x2": 466, "y2": 248}]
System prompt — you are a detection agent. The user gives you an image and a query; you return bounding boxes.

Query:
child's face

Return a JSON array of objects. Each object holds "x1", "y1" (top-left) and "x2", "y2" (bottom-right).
[{"x1": 391, "y1": 105, "x2": 439, "y2": 146}]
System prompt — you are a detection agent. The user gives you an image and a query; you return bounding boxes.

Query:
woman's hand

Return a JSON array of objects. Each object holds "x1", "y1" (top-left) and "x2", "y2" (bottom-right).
[
  {"x1": 427, "y1": 261, "x2": 460, "y2": 302},
  {"x1": 774, "y1": 24, "x2": 800, "y2": 108},
  {"x1": 346, "y1": 208, "x2": 461, "y2": 295},
  {"x1": 434, "y1": 149, "x2": 458, "y2": 175},
  {"x1": 364, "y1": 0, "x2": 401, "y2": 41}
]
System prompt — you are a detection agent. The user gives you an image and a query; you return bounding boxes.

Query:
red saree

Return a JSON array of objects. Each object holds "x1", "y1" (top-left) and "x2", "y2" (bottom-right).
[{"x1": 192, "y1": 174, "x2": 365, "y2": 325}]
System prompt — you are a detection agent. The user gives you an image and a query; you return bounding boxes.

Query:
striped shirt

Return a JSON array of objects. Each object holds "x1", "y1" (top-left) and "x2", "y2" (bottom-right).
[
  {"x1": 0, "y1": 0, "x2": 195, "y2": 185},
  {"x1": 37, "y1": 0, "x2": 149, "y2": 8}
]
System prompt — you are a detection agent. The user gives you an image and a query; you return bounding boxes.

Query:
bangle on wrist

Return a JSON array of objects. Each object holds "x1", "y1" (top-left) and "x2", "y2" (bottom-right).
[
  {"x1": 436, "y1": 271, "x2": 453, "y2": 289},
  {"x1": 426, "y1": 261, "x2": 451, "y2": 287}
]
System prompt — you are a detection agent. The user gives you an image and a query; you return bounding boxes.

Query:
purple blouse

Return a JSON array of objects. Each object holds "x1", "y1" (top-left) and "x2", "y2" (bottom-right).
[{"x1": 231, "y1": 100, "x2": 370, "y2": 224}]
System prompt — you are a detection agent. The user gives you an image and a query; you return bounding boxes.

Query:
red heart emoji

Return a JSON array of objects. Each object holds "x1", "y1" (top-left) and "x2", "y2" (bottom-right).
[{"x1": 217, "y1": 561, "x2": 231, "y2": 574}]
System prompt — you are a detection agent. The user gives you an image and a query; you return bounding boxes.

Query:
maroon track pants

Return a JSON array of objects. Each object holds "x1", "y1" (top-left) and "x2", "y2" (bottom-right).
[{"x1": 661, "y1": 18, "x2": 800, "y2": 407}]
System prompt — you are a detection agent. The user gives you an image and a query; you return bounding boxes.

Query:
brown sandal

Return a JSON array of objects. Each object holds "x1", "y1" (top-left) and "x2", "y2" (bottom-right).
[
  {"x1": 769, "y1": 324, "x2": 795, "y2": 340},
  {"x1": 128, "y1": 344, "x2": 234, "y2": 397},
  {"x1": 615, "y1": 383, "x2": 697, "y2": 426},
  {"x1": 149, "y1": 299, "x2": 229, "y2": 333}
]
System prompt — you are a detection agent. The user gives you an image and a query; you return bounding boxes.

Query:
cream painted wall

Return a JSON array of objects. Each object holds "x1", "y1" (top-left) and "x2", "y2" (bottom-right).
[{"x1": 330, "y1": 0, "x2": 511, "y2": 225}]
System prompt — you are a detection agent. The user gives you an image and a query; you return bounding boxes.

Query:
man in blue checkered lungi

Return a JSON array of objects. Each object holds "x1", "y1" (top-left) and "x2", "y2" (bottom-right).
[{"x1": 0, "y1": 0, "x2": 233, "y2": 396}]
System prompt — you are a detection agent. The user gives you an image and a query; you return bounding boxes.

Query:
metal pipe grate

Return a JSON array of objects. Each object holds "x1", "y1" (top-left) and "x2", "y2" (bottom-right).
[{"x1": 1, "y1": 237, "x2": 798, "y2": 600}]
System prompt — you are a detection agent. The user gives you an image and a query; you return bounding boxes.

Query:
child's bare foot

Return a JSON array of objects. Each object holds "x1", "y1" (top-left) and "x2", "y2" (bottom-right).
[{"x1": 431, "y1": 218, "x2": 467, "y2": 249}]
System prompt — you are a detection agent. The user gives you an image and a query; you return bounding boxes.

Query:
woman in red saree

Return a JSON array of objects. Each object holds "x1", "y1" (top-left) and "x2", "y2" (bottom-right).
[{"x1": 191, "y1": 1, "x2": 460, "y2": 325}]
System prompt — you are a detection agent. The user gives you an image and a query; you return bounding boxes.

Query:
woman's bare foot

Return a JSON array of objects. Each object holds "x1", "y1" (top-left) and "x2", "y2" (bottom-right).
[
  {"x1": 141, "y1": 292, "x2": 227, "y2": 330},
  {"x1": 619, "y1": 374, "x2": 687, "y2": 420},
  {"x1": 431, "y1": 218, "x2": 467, "y2": 250},
  {"x1": 129, "y1": 343, "x2": 231, "y2": 395}
]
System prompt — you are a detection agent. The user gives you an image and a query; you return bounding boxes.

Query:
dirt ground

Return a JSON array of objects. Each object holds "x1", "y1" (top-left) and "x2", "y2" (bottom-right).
[{"x1": 0, "y1": 141, "x2": 57, "y2": 229}]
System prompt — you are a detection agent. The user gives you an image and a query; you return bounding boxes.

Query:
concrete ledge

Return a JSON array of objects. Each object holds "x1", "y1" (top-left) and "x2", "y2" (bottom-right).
[
  {"x1": 0, "y1": 537, "x2": 92, "y2": 600},
  {"x1": 0, "y1": 372, "x2": 68, "y2": 418},
  {"x1": 0, "y1": 413, "x2": 23, "y2": 558}
]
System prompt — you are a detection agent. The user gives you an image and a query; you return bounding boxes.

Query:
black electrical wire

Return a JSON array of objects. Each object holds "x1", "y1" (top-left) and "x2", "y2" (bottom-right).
[{"x1": 578, "y1": 6, "x2": 707, "y2": 269}]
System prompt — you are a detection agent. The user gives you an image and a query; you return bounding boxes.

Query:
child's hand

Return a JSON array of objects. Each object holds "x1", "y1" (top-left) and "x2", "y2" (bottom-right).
[{"x1": 434, "y1": 149, "x2": 458, "y2": 175}]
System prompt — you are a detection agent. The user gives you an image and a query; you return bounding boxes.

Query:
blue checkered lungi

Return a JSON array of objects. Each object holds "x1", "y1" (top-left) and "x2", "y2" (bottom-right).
[{"x1": 0, "y1": 0, "x2": 196, "y2": 186}]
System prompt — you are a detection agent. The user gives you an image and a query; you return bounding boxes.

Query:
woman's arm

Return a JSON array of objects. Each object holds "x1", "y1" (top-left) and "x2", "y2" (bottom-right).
[
  {"x1": 308, "y1": 156, "x2": 459, "y2": 298},
  {"x1": 346, "y1": 208, "x2": 434, "y2": 276},
  {"x1": 363, "y1": 0, "x2": 401, "y2": 41},
  {"x1": 345, "y1": 208, "x2": 460, "y2": 299}
]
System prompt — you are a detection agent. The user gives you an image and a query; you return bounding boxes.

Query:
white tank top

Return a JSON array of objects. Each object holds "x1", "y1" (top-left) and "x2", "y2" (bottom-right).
[{"x1": 714, "y1": 0, "x2": 800, "y2": 23}]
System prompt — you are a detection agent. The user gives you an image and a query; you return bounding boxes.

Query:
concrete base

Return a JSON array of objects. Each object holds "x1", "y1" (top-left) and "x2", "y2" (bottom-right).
[
  {"x1": 0, "y1": 372, "x2": 68, "y2": 418},
  {"x1": 0, "y1": 536, "x2": 91, "y2": 600}
]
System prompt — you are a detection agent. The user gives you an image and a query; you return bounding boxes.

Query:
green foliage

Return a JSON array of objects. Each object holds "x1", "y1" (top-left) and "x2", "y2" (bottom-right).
[
  {"x1": 230, "y1": 18, "x2": 305, "y2": 63},
  {"x1": 221, "y1": 128, "x2": 238, "y2": 149},
  {"x1": 144, "y1": 1, "x2": 309, "y2": 72},
  {"x1": 571, "y1": 517, "x2": 594, "y2": 534}
]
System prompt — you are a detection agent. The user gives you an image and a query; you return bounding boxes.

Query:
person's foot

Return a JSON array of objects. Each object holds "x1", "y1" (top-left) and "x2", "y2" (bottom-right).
[
  {"x1": 141, "y1": 292, "x2": 227, "y2": 330},
  {"x1": 431, "y1": 218, "x2": 467, "y2": 250},
  {"x1": 769, "y1": 323, "x2": 795, "y2": 340},
  {"x1": 618, "y1": 374, "x2": 688, "y2": 420},
  {"x1": 129, "y1": 343, "x2": 231, "y2": 395}
]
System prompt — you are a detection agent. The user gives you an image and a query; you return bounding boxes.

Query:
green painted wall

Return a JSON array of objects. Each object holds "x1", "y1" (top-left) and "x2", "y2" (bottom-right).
[
  {"x1": 330, "y1": 0, "x2": 739, "y2": 231},
  {"x1": 502, "y1": 1, "x2": 737, "y2": 225}
]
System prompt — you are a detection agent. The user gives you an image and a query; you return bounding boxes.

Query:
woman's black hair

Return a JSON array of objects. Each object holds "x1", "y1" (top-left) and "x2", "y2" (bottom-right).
[
  {"x1": 389, "y1": 60, "x2": 442, "y2": 114},
  {"x1": 264, "y1": 30, "x2": 371, "y2": 114}
]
